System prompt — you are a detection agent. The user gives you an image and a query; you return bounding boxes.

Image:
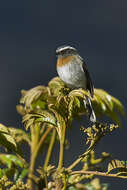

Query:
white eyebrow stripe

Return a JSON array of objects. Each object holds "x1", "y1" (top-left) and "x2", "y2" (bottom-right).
[{"x1": 56, "y1": 46, "x2": 76, "y2": 53}]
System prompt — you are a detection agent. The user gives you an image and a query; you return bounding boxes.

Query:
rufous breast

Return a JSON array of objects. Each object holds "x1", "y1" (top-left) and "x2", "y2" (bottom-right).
[{"x1": 57, "y1": 56, "x2": 74, "y2": 67}]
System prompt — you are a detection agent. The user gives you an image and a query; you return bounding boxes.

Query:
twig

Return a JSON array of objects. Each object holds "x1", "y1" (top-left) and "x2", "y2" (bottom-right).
[{"x1": 71, "y1": 170, "x2": 127, "y2": 179}]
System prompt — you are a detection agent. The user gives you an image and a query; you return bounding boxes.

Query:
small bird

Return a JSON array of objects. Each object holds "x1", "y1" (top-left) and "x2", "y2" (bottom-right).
[{"x1": 56, "y1": 45, "x2": 96, "y2": 122}]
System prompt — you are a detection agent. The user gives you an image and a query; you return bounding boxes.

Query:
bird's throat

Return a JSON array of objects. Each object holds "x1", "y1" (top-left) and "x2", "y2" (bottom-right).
[{"x1": 57, "y1": 56, "x2": 74, "y2": 67}]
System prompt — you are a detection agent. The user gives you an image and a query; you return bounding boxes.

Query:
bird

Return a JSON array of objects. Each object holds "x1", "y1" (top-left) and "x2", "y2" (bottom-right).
[{"x1": 56, "y1": 45, "x2": 96, "y2": 123}]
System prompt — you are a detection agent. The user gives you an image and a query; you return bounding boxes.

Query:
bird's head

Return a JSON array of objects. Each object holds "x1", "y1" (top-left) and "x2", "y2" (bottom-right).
[{"x1": 56, "y1": 45, "x2": 77, "y2": 58}]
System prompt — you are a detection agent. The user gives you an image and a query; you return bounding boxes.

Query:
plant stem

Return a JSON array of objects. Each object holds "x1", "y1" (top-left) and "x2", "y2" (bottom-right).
[
  {"x1": 27, "y1": 126, "x2": 52, "y2": 189},
  {"x1": 27, "y1": 124, "x2": 40, "y2": 189},
  {"x1": 58, "y1": 141, "x2": 64, "y2": 170},
  {"x1": 44, "y1": 129, "x2": 56, "y2": 170},
  {"x1": 61, "y1": 174, "x2": 67, "y2": 190},
  {"x1": 71, "y1": 170, "x2": 127, "y2": 179},
  {"x1": 67, "y1": 157, "x2": 82, "y2": 171},
  {"x1": 44, "y1": 174, "x2": 48, "y2": 189},
  {"x1": 67, "y1": 148, "x2": 92, "y2": 171},
  {"x1": 58, "y1": 125, "x2": 66, "y2": 170},
  {"x1": 37, "y1": 127, "x2": 52, "y2": 154}
]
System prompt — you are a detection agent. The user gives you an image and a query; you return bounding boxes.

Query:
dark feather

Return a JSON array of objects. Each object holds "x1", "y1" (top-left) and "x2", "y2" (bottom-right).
[
  {"x1": 83, "y1": 96, "x2": 96, "y2": 123},
  {"x1": 82, "y1": 63, "x2": 94, "y2": 97}
]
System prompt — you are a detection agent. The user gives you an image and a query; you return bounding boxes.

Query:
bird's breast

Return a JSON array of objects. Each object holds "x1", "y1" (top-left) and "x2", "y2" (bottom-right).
[{"x1": 57, "y1": 59, "x2": 87, "y2": 89}]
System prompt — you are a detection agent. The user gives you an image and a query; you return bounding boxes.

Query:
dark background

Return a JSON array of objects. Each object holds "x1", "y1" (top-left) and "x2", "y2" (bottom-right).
[{"x1": 0, "y1": 0, "x2": 127, "y2": 189}]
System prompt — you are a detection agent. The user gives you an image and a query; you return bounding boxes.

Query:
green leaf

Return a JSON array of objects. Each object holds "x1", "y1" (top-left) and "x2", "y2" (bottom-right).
[
  {"x1": 94, "y1": 94, "x2": 107, "y2": 112},
  {"x1": 23, "y1": 110, "x2": 57, "y2": 130},
  {"x1": 16, "y1": 168, "x2": 28, "y2": 181},
  {"x1": 0, "y1": 154, "x2": 28, "y2": 181},
  {"x1": 106, "y1": 110, "x2": 122, "y2": 127},
  {"x1": 16, "y1": 105, "x2": 26, "y2": 116},
  {"x1": 69, "y1": 88, "x2": 89, "y2": 99},
  {"x1": 13, "y1": 169, "x2": 19, "y2": 181},
  {"x1": 94, "y1": 89, "x2": 125, "y2": 126},
  {"x1": 32, "y1": 99, "x2": 46, "y2": 110},
  {"x1": 0, "y1": 154, "x2": 24, "y2": 168},
  {"x1": 67, "y1": 186, "x2": 77, "y2": 190},
  {"x1": 107, "y1": 159, "x2": 127, "y2": 173},
  {"x1": 3, "y1": 168, "x2": 16, "y2": 179},
  {"x1": 48, "y1": 77, "x2": 65, "y2": 89},
  {"x1": 0, "y1": 124, "x2": 18, "y2": 152},
  {"x1": 73, "y1": 97, "x2": 81, "y2": 108},
  {"x1": 49, "y1": 107, "x2": 66, "y2": 140},
  {"x1": 102, "y1": 183, "x2": 109, "y2": 190},
  {"x1": 48, "y1": 77, "x2": 66, "y2": 96},
  {"x1": 94, "y1": 89, "x2": 113, "y2": 111},
  {"x1": 0, "y1": 169, "x2": 3, "y2": 178},
  {"x1": 68, "y1": 97, "x2": 74, "y2": 120},
  {"x1": 111, "y1": 96, "x2": 125, "y2": 116},
  {"x1": 85, "y1": 183, "x2": 96, "y2": 190},
  {"x1": 9, "y1": 128, "x2": 31, "y2": 146},
  {"x1": 35, "y1": 110, "x2": 57, "y2": 126},
  {"x1": 20, "y1": 85, "x2": 48, "y2": 109}
]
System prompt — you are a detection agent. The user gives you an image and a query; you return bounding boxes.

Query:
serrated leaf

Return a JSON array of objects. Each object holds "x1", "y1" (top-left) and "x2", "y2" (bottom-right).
[
  {"x1": 35, "y1": 110, "x2": 57, "y2": 126},
  {"x1": 121, "y1": 160, "x2": 127, "y2": 167},
  {"x1": 111, "y1": 96, "x2": 125, "y2": 116},
  {"x1": 94, "y1": 94, "x2": 107, "y2": 112},
  {"x1": 69, "y1": 89, "x2": 89, "y2": 99},
  {"x1": 0, "y1": 124, "x2": 18, "y2": 152},
  {"x1": 47, "y1": 96, "x2": 57, "y2": 105},
  {"x1": 68, "y1": 97, "x2": 74, "y2": 119},
  {"x1": 20, "y1": 86, "x2": 48, "y2": 108},
  {"x1": 23, "y1": 110, "x2": 57, "y2": 130},
  {"x1": 107, "y1": 159, "x2": 126, "y2": 173},
  {"x1": 48, "y1": 77, "x2": 65, "y2": 89},
  {"x1": 49, "y1": 107, "x2": 66, "y2": 140},
  {"x1": 94, "y1": 89, "x2": 125, "y2": 126},
  {"x1": 9, "y1": 128, "x2": 31, "y2": 145},
  {"x1": 73, "y1": 97, "x2": 81, "y2": 108},
  {"x1": 48, "y1": 77, "x2": 66, "y2": 95},
  {"x1": 23, "y1": 115, "x2": 35, "y2": 130},
  {"x1": 106, "y1": 110, "x2": 122, "y2": 127},
  {"x1": 94, "y1": 89, "x2": 113, "y2": 111}
]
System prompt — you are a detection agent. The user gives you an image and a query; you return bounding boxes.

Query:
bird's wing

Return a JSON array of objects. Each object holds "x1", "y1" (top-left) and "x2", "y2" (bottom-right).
[{"x1": 82, "y1": 63, "x2": 94, "y2": 98}]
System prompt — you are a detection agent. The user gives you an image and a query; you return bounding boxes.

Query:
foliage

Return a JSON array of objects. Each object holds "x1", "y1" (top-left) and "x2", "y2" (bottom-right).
[{"x1": 0, "y1": 77, "x2": 126, "y2": 189}]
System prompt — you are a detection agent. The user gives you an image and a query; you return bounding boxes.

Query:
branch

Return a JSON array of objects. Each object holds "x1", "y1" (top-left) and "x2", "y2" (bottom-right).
[{"x1": 71, "y1": 170, "x2": 127, "y2": 179}]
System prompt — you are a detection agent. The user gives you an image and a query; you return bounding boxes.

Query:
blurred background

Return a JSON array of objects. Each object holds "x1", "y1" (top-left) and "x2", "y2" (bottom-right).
[{"x1": 0, "y1": 0, "x2": 127, "y2": 188}]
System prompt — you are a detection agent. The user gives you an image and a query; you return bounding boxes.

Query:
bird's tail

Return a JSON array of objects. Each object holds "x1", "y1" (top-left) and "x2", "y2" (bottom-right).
[{"x1": 83, "y1": 96, "x2": 96, "y2": 123}]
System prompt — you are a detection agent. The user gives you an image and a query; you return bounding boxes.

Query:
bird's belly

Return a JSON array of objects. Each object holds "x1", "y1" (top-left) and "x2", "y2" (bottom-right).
[{"x1": 57, "y1": 62, "x2": 87, "y2": 89}]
